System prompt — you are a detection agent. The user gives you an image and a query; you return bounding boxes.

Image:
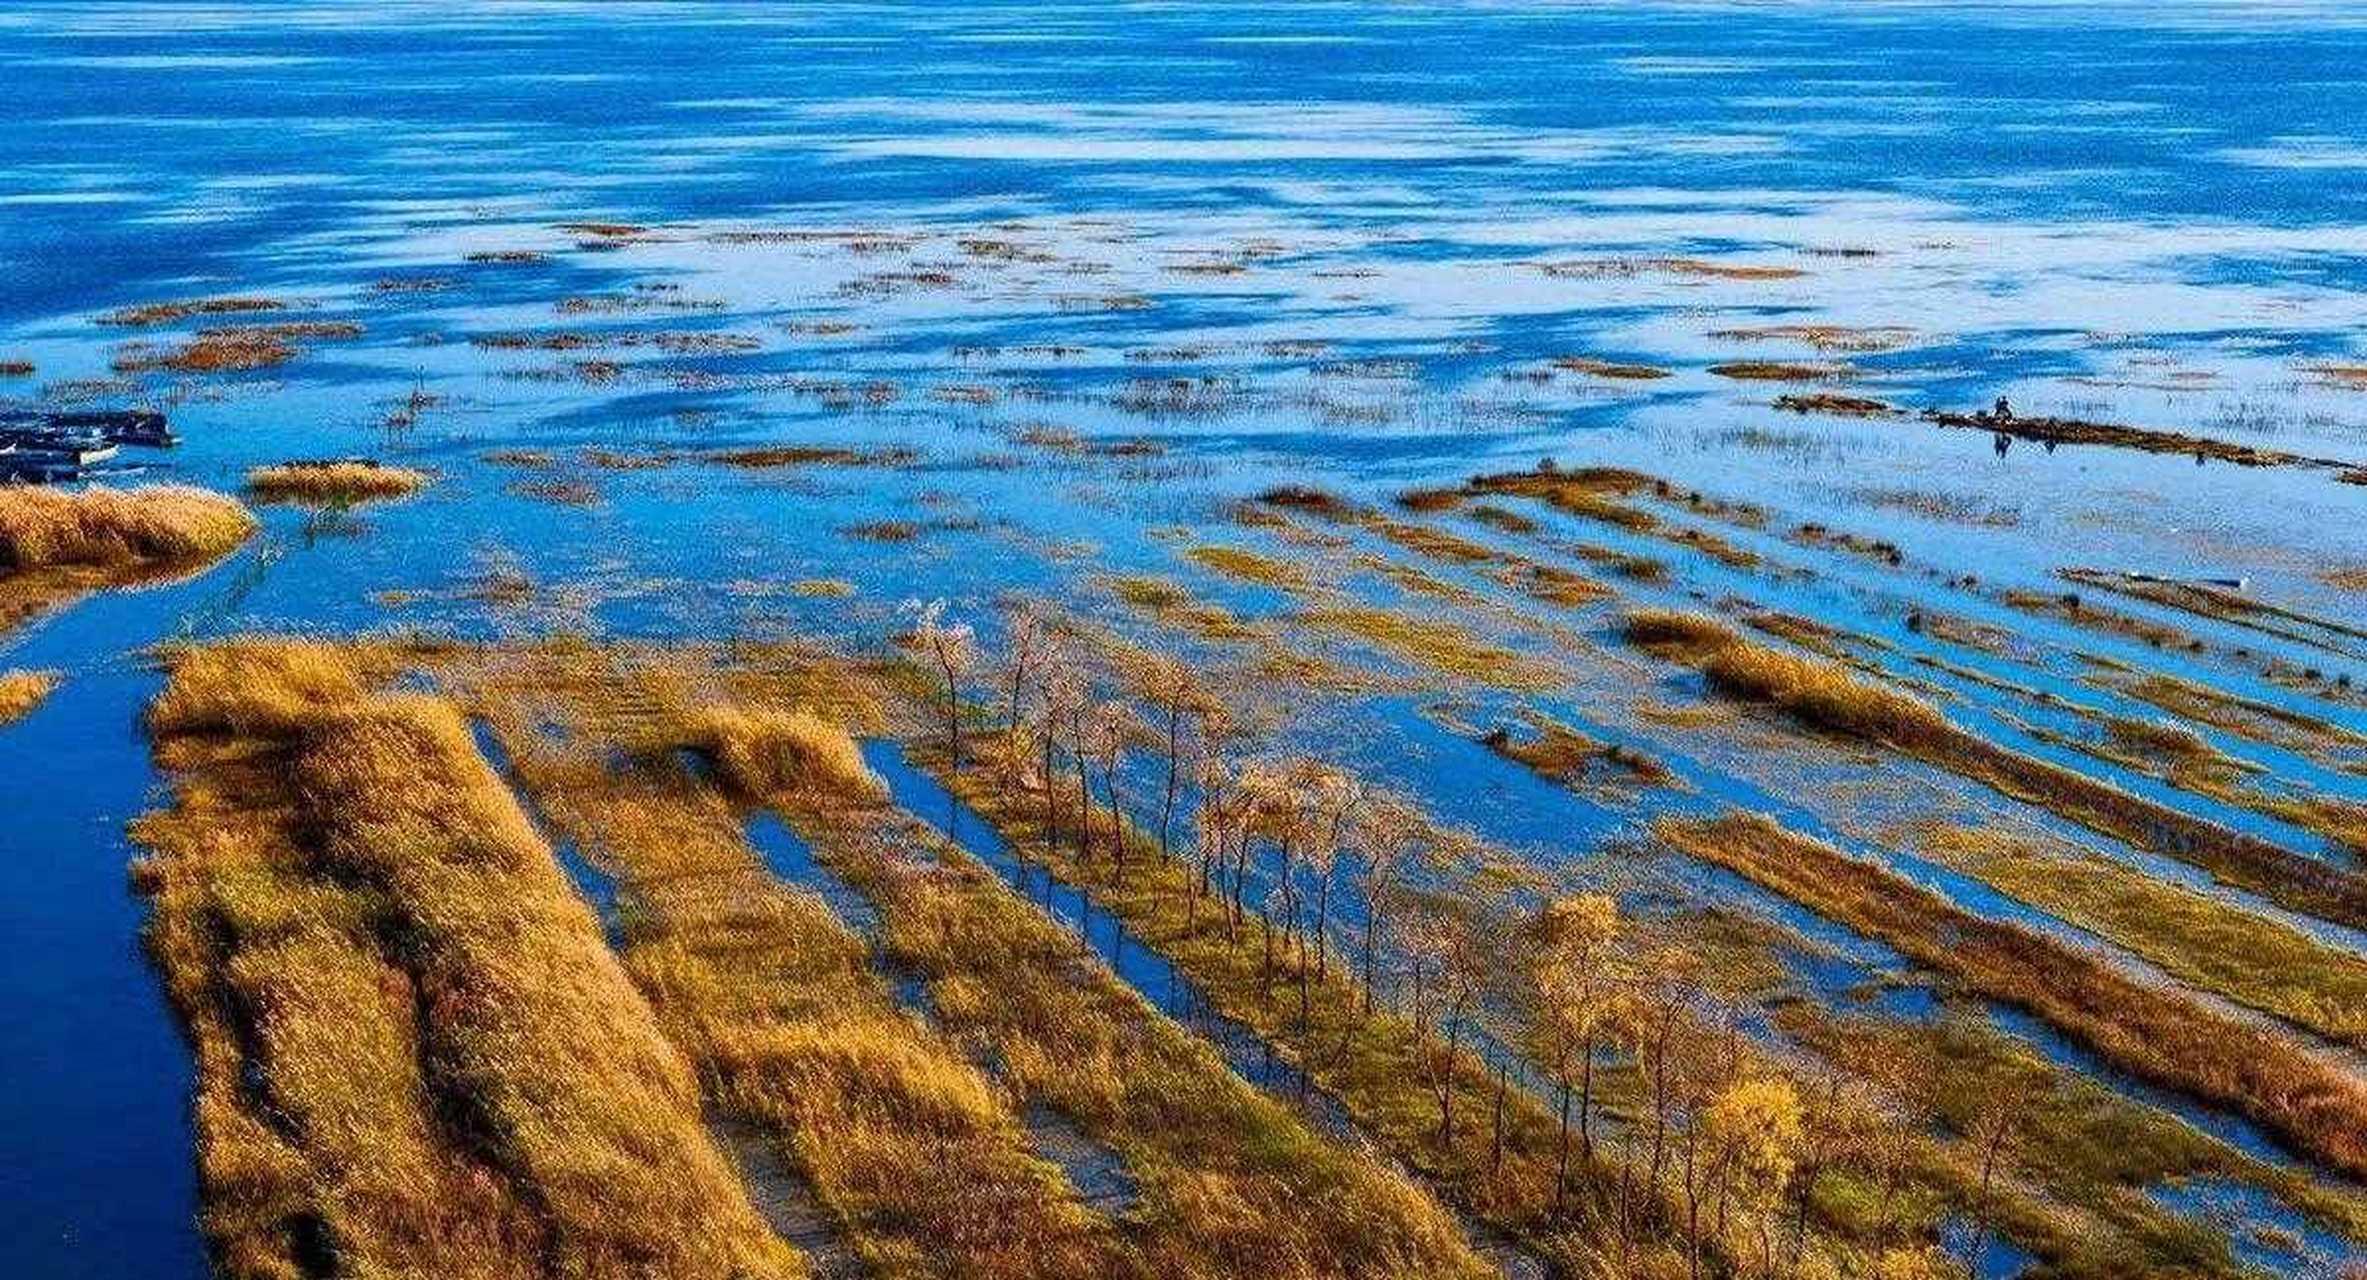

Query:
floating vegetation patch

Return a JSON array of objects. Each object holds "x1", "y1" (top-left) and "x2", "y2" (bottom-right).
[
  {"x1": 1549, "y1": 356, "x2": 1671, "y2": 380},
  {"x1": 96, "y1": 296, "x2": 284, "y2": 327},
  {"x1": 1707, "y1": 360, "x2": 1852, "y2": 382},
  {"x1": 1707, "y1": 323, "x2": 1915, "y2": 353},
  {"x1": 247, "y1": 459, "x2": 431, "y2": 505},
  {"x1": 1773, "y1": 391, "x2": 1899, "y2": 416}
]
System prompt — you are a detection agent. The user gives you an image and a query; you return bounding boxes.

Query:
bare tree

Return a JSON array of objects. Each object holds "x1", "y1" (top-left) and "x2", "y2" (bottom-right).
[
  {"x1": 997, "y1": 601, "x2": 1053, "y2": 797},
  {"x1": 903, "y1": 598, "x2": 978, "y2": 768},
  {"x1": 1349, "y1": 791, "x2": 1422, "y2": 1019},
  {"x1": 1137, "y1": 652, "x2": 1208, "y2": 866},
  {"x1": 1085, "y1": 698, "x2": 1145, "y2": 888}
]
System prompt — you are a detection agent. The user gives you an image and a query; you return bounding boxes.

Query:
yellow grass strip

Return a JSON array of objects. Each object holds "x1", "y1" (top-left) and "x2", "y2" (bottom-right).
[
  {"x1": 132, "y1": 639, "x2": 800, "y2": 1280},
  {"x1": 1621, "y1": 609, "x2": 2367, "y2": 934},
  {"x1": 0, "y1": 668, "x2": 58, "y2": 724},
  {"x1": 1902, "y1": 822, "x2": 2367, "y2": 1050},
  {"x1": 1655, "y1": 812, "x2": 2367, "y2": 1182}
]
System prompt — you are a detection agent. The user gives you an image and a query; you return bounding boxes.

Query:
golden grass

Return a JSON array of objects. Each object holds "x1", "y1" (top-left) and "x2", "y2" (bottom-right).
[
  {"x1": 686, "y1": 704, "x2": 890, "y2": 805},
  {"x1": 0, "y1": 484, "x2": 256, "y2": 572},
  {"x1": 1657, "y1": 813, "x2": 2367, "y2": 1183},
  {"x1": 133, "y1": 639, "x2": 801, "y2": 1280},
  {"x1": 1621, "y1": 608, "x2": 2367, "y2": 933},
  {"x1": 0, "y1": 668, "x2": 58, "y2": 723},
  {"x1": 502, "y1": 732, "x2": 1114, "y2": 1280},
  {"x1": 246, "y1": 460, "x2": 431, "y2": 505}
]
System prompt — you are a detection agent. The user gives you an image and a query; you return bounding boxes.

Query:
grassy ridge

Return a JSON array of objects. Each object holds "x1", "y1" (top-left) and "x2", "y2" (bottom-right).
[
  {"x1": 1654, "y1": 812, "x2": 2367, "y2": 1183},
  {"x1": 0, "y1": 483, "x2": 256, "y2": 636},
  {"x1": 246, "y1": 461, "x2": 431, "y2": 505},
  {"x1": 133, "y1": 640, "x2": 800, "y2": 1280},
  {"x1": 505, "y1": 734, "x2": 1116, "y2": 1280},
  {"x1": 1620, "y1": 609, "x2": 2367, "y2": 934}
]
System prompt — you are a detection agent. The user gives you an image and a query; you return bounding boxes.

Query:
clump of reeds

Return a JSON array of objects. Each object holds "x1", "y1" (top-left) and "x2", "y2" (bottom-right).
[
  {"x1": 97, "y1": 296, "x2": 283, "y2": 327},
  {"x1": 1619, "y1": 607, "x2": 1742, "y2": 652},
  {"x1": 246, "y1": 460, "x2": 431, "y2": 505},
  {"x1": 0, "y1": 484, "x2": 256, "y2": 572},
  {"x1": 688, "y1": 704, "x2": 889, "y2": 805},
  {"x1": 0, "y1": 669, "x2": 58, "y2": 723}
]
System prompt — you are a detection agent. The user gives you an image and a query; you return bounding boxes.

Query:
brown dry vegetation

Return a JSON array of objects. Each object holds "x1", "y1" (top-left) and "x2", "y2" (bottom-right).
[
  {"x1": 1619, "y1": 608, "x2": 2367, "y2": 933},
  {"x1": 98, "y1": 296, "x2": 284, "y2": 327},
  {"x1": 1655, "y1": 813, "x2": 2367, "y2": 1183},
  {"x1": 1708, "y1": 325, "x2": 1913, "y2": 353},
  {"x1": 1922, "y1": 408, "x2": 2355, "y2": 473},
  {"x1": 132, "y1": 639, "x2": 802, "y2": 1280},
  {"x1": 0, "y1": 484, "x2": 256, "y2": 573},
  {"x1": 246, "y1": 461, "x2": 431, "y2": 505},
  {"x1": 1708, "y1": 361, "x2": 1850, "y2": 382},
  {"x1": 1773, "y1": 392, "x2": 1898, "y2": 416},
  {"x1": 493, "y1": 725, "x2": 1115, "y2": 1280},
  {"x1": 684, "y1": 704, "x2": 889, "y2": 803},
  {"x1": 0, "y1": 668, "x2": 59, "y2": 723},
  {"x1": 1551, "y1": 356, "x2": 1671, "y2": 380}
]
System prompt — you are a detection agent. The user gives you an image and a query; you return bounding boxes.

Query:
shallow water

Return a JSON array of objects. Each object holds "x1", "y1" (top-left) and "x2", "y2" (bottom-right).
[{"x1": 5, "y1": 2, "x2": 2366, "y2": 1272}]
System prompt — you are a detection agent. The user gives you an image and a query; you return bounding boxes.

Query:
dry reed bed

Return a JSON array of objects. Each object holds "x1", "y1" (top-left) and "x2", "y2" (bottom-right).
[
  {"x1": 1457, "y1": 467, "x2": 1765, "y2": 571},
  {"x1": 0, "y1": 483, "x2": 256, "y2": 572},
  {"x1": 131, "y1": 639, "x2": 799, "y2": 1280},
  {"x1": 0, "y1": 668, "x2": 58, "y2": 724},
  {"x1": 1653, "y1": 812, "x2": 2367, "y2": 1183},
  {"x1": 495, "y1": 717, "x2": 1115, "y2": 1280},
  {"x1": 779, "y1": 794, "x2": 1500, "y2": 1280},
  {"x1": 246, "y1": 461, "x2": 432, "y2": 505},
  {"x1": 0, "y1": 483, "x2": 257, "y2": 636},
  {"x1": 1619, "y1": 609, "x2": 2367, "y2": 934}
]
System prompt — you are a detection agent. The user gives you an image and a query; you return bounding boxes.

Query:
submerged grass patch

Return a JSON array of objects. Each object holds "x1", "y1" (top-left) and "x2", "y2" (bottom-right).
[
  {"x1": 1621, "y1": 608, "x2": 2367, "y2": 935},
  {"x1": 1655, "y1": 812, "x2": 2367, "y2": 1184}
]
